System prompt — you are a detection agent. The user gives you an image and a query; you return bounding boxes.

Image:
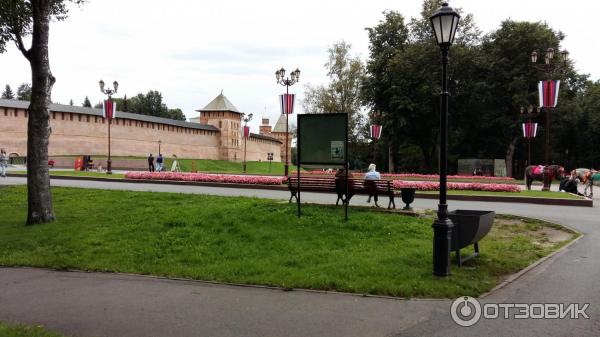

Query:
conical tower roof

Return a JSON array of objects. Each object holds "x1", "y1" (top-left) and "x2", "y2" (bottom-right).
[
  {"x1": 272, "y1": 114, "x2": 288, "y2": 133},
  {"x1": 196, "y1": 92, "x2": 241, "y2": 113}
]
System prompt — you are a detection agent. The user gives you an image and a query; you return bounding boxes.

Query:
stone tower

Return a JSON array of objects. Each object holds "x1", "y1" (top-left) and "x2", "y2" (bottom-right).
[
  {"x1": 271, "y1": 114, "x2": 292, "y2": 165},
  {"x1": 196, "y1": 92, "x2": 243, "y2": 161},
  {"x1": 259, "y1": 118, "x2": 272, "y2": 135}
]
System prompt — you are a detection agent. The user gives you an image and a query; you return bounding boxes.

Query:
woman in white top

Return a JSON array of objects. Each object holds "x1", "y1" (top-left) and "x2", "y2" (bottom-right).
[{"x1": 364, "y1": 163, "x2": 381, "y2": 205}]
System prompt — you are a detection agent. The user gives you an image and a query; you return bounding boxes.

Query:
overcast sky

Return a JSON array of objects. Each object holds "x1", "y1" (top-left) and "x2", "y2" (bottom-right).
[{"x1": 1, "y1": 0, "x2": 598, "y2": 131}]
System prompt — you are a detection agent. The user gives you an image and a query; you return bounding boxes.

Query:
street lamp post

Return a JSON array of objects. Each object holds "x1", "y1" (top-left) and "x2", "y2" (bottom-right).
[
  {"x1": 99, "y1": 80, "x2": 118, "y2": 174},
  {"x1": 158, "y1": 140, "x2": 162, "y2": 155},
  {"x1": 430, "y1": 2, "x2": 460, "y2": 277},
  {"x1": 530, "y1": 48, "x2": 568, "y2": 190},
  {"x1": 275, "y1": 67, "x2": 300, "y2": 177},
  {"x1": 242, "y1": 113, "x2": 253, "y2": 173},
  {"x1": 520, "y1": 106, "x2": 539, "y2": 167}
]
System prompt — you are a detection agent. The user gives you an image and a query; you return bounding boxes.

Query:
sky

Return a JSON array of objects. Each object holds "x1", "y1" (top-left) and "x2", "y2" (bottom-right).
[{"x1": 1, "y1": 0, "x2": 598, "y2": 132}]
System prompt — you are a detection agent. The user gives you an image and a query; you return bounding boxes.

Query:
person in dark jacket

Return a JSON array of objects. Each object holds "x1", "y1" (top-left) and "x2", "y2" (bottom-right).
[
  {"x1": 156, "y1": 153, "x2": 164, "y2": 172},
  {"x1": 148, "y1": 154, "x2": 155, "y2": 172}
]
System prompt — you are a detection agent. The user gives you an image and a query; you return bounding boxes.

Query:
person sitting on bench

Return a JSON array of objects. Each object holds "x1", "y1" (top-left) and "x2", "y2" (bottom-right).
[{"x1": 364, "y1": 163, "x2": 381, "y2": 206}]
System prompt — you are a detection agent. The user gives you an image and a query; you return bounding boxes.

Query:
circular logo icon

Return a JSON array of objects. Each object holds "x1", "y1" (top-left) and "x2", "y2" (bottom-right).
[{"x1": 450, "y1": 296, "x2": 482, "y2": 327}]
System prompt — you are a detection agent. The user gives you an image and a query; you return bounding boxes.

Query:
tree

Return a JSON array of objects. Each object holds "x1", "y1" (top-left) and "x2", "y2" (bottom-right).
[
  {"x1": 69, "y1": 98, "x2": 73, "y2": 105},
  {"x1": 82, "y1": 96, "x2": 91, "y2": 107},
  {"x1": 112, "y1": 90, "x2": 186, "y2": 121},
  {"x1": 2, "y1": 84, "x2": 15, "y2": 99},
  {"x1": 362, "y1": 1, "x2": 484, "y2": 173},
  {"x1": 1, "y1": 0, "x2": 84, "y2": 224},
  {"x1": 303, "y1": 41, "x2": 365, "y2": 140},
  {"x1": 16, "y1": 83, "x2": 32, "y2": 101}
]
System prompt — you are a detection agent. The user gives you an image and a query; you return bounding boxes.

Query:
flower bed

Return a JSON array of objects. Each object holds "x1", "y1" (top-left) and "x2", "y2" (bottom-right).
[
  {"x1": 125, "y1": 172, "x2": 287, "y2": 185},
  {"x1": 296, "y1": 170, "x2": 515, "y2": 181},
  {"x1": 393, "y1": 180, "x2": 521, "y2": 192}
]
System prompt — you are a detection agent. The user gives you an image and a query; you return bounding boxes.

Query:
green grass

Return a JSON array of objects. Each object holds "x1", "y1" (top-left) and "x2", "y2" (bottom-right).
[
  {"x1": 162, "y1": 158, "x2": 286, "y2": 175},
  {"x1": 0, "y1": 186, "x2": 577, "y2": 298},
  {"x1": 11, "y1": 171, "x2": 125, "y2": 179},
  {"x1": 0, "y1": 323, "x2": 69, "y2": 337}
]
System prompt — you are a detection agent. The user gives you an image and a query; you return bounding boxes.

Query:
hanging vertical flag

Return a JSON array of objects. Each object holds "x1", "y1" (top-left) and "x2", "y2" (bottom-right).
[
  {"x1": 538, "y1": 80, "x2": 560, "y2": 108},
  {"x1": 103, "y1": 99, "x2": 116, "y2": 119},
  {"x1": 279, "y1": 94, "x2": 295, "y2": 114},
  {"x1": 522, "y1": 122, "x2": 538, "y2": 138},
  {"x1": 370, "y1": 124, "x2": 382, "y2": 140},
  {"x1": 243, "y1": 125, "x2": 250, "y2": 139}
]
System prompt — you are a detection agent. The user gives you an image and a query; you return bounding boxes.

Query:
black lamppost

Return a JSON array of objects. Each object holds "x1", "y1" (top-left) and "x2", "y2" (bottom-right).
[
  {"x1": 430, "y1": 2, "x2": 460, "y2": 277},
  {"x1": 530, "y1": 48, "x2": 568, "y2": 190},
  {"x1": 158, "y1": 140, "x2": 162, "y2": 155},
  {"x1": 99, "y1": 79, "x2": 118, "y2": 174},
  {"x1": 242, "y1": 113, "x2": 253, "y2": 173},
  {"x1": 520, "y1": 106, "x2": 539, "y2": 167},
  {"x1": 275, "y1": 67, "x2": 300, "y2": 177}
]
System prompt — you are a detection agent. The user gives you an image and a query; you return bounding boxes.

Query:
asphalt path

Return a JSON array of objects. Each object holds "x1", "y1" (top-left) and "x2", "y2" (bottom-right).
[{"x1": 0, "y1": 176, "x2": 598, "y2": 337}]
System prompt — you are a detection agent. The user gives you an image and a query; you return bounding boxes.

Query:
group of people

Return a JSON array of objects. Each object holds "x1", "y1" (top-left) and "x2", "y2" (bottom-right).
[
  {"x1": 147, "y1": 153, "x2": 164, "y2": 172},
  {"x1": 335, "y1": 163, "x2": 382, "y2": 206},
  {"x1": 0, "y1": 148, "x2": 8, "y2": 178},
  {"x1": 147, "y1": 153, "x2": 180, "y2": 172}
]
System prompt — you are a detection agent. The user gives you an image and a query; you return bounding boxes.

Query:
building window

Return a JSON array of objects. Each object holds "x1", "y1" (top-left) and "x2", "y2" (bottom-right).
[
  {"x1": 24, "y1": 111, "x2": 28, "y2": 118},
  {"x1": 95, "y1": 116, "x2": 98, "y2": 123},
  {"x1": 61, "y1": 112, "x2": 64, "y2": 120},
  {"x1": 69, "y1": 113, "x2": 73, "y2": 121},
  {"x1": 86, "y1": 115, "x2": 90, "y2": 122},
  {"x1": 15, "y1": 110, "x2": 18, "y2": 117},
  {"x1": 3, "y1": 109, "x2": 6, "y2": 116},
  {"x1": 78, "y1": 115, "x2": 82, "y2": 122}
]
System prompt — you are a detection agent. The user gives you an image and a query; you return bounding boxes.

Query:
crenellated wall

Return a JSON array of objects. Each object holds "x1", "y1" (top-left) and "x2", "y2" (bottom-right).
[{"x1": 0, "y1": 101, "x2": 282, "y2": 164}]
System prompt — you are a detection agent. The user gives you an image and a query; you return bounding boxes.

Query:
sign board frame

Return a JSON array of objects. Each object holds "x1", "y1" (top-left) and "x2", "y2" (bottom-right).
[{"x1": 296, "y1": 113, "x2": 349, "y2": 220}]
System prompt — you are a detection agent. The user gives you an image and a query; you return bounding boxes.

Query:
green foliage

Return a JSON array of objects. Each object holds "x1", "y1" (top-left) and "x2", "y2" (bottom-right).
[
  {"x1": 1, "y1": 84, "x2": 14, "y2": 99},
  {"x1": 0, "y1": 0, "x2": 84, "y2": 54},
  {"x1": 0, "y1": 186, "x2": 576, "y2": 298},
  {"x1": 0, "y1": 323, "x2": 70, "y2": 337},
  {"x1": 112, "y1": 91, "x2": 186, "y2": 121},
  {"x1": 16, "y1": 83, "x2": 31, "y2": 101},
  {"x1": 82, "y1": 96, "x2": 91, "y2": 107},
  {"x1": 361, "y1": 0, "x2": 599, "y2": 174},
  {"x1": 303, "y1": 41, "x2": 365, "y2": 140}
]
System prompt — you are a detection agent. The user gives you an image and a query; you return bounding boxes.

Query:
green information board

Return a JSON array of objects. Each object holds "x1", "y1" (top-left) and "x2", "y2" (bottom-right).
[{"x1": 297, "y1": 113, "x2": 348, "y2": 165}]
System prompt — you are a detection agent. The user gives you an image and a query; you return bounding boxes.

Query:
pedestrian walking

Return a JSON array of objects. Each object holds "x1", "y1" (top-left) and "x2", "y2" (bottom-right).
[
  {"x1": 170, "y1": 154, "x2": 181, "y2": 172},
  {"x1": 148, "y1": 153, "x2": 155, "y2": 172},
  {"x1": 0, "y1": 149, "x2": 8, "y2": 178},
  {"x1": 156, "y1": 153, "x2": 164, "y2": 172}
]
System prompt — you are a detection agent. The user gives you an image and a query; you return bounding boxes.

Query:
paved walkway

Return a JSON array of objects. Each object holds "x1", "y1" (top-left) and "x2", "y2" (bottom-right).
[{"x1": 0, "y1": 177, "x2": 598, "y2": 337}]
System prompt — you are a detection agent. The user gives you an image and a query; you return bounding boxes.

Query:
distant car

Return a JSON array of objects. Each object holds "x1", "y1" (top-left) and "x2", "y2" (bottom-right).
[{"x1": 48, "y1": 160, "x2": 55, "y2": 168}]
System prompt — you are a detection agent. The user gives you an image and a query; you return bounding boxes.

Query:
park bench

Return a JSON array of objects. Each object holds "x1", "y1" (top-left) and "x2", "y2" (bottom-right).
[{"x1": 287, "y1": 176, "x2": 400, "y2": 209}]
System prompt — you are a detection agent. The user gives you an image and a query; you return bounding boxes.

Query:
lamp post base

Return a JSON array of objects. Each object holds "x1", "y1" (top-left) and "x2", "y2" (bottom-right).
[
  {"x1": 106, "y1": 159, "x2": 112, "y2": 175},
  {"x1": 243, "y1": 163, "x2": 247, "y2": 173},
  {"x1": 542, "y1": 171, "x2": 551, "y2": 191},
  {"x1": 284, "y1": 164, "x2": 289, "y2": 177},
  {"x1": 432, "y1": 216, "x2": 454, "y2": 277}
]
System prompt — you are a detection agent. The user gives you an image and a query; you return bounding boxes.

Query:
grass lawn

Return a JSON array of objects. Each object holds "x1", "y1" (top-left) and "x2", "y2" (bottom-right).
[
  {"x1": 0, "y1": 186, "x2": 577, "y2": 298},
  {"x1": 163, "y1": 158, "x2": 286, "y2": 175},
  {"x1": 0, "y1": 323, "x2": 68, "y2": 337},
  {"x1": 11, "y1": 171, "x2": 125, "y2": 179}
]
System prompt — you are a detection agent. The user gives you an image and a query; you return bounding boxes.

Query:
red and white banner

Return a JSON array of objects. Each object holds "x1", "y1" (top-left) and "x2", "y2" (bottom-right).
[
  {"x1": 370, "y1": 124, "x2": 382, "y2": 140},
  {"x1": 538, "y1": 80, "x2": 560, "y2": 108},
  {"x1": 279, "y1": 94, "x2": 295, "y2": 114},
  {"x1": 103, "y1": 99, "x2": 116, "y2": 119},
  {"x1": 243, "y1": 125, "x2": 250, "y2": 139},
  {"x1": 522, "y1": 122, "x2": 538, "y2": 138}
]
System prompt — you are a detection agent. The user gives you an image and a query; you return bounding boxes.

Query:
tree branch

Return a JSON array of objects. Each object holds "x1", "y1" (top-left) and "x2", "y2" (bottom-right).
[{"x1": 15, "y1": 34, "x2": 31, "y2": 60}]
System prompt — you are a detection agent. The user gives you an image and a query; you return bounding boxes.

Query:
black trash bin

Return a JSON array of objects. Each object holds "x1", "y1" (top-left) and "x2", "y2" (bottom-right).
[{"x1": 448, "y1": 210, "x2": 495, "y2": 267}]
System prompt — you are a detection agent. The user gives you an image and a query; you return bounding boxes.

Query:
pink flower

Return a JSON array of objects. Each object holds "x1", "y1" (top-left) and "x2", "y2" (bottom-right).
[
  {"x1": 392, "y1": 180, "x2": 521, "y2": 192},
  {"x1": 125, "y1": 172, "x2": 287, "y2": 185}
]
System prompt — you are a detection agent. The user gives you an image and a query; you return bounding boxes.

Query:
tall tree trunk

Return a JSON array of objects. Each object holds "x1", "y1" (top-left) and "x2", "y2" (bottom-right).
[
  {"x1": 505, "y1": 136, "x2": 519, "y2": 178},
  {"x1": 26, "y1": 0, "x2": 55, "y2": 224}
]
